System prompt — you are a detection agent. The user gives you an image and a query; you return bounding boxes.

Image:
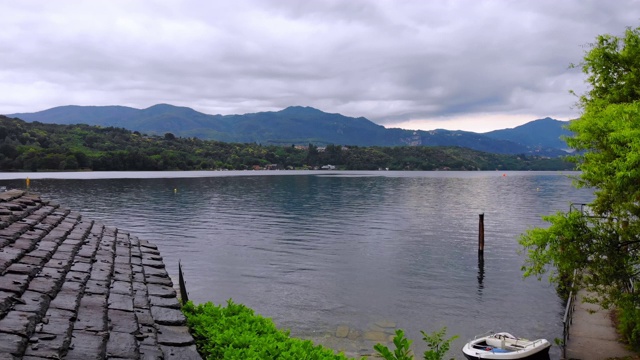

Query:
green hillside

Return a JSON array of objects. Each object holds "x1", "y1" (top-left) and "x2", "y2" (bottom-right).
[
  {"x1": 7, "y1": 105, "x2": 568, "y2": 156},
  {"x1": 0, "y1": 115, "x2": 572, "y2": 171}
]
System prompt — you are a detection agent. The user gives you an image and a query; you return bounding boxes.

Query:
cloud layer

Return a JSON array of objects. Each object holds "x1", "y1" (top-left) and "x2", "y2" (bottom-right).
[{"x1": 2, "y1": 0, "x2": 639, "y2": 131}]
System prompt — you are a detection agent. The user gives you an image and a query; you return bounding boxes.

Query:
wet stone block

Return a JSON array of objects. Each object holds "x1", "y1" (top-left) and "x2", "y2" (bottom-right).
[
  {"x1": 60, "y1": 280, "x2": 83, "y2": 294},
  {"x1": 156, "y1": 325, "x2": 194, "y2": 346},
  {"x1": 132, "y1": 272, "x2": 145, "y2": 283},
  {"x1": 115, "y1": 247, "x2": 131, "y2": 260},
  {"x1": 141, "y1": 259, "x2": 165, "y2": 269},
  {"x1": 40, "y1": 217, "x2": 62, "y2": 227},
  {"x1": 0, "y1": 237, "x2": 11, "y2": 248},
  {"x1": 5, "y1": 262, "x2": 40, "y2": 277},
  {"x1": 108, "y1": 293, "x2": 134, "y2": 312},
  {"x1": 106, "y1": 331, "x2": 138, "y2": 358},
  {"x1": 49, "y1": 288, "x2": 82, "y2": 312},
  {"x1": 110, "y1": 280, "x2": 132, "y2": 295},
  {"x1": 12, "y1": 238, "x2": 38, "y2": 251},
  {"x1": 42, "y1": 258, "x2": 70, "y2": 270},
  {"x1": 137, "y1": 325, "x2": 158, "y2": 346},
  {"x1": 24, "y1": 249, "x2": 53, "y2": 260},
  {"x1": 27, "y1": 276, "x2": 63, "y2": 297},
  {"x1": 85, "y1": 280, "x2": 108, "y2": 296},
  {"x1": 151, "y1": 307, "x2": 186, "y2": 326},
  {"x1": 139, "y1": 344, "x2": 164, "y2": 360},
  {"x1": 65, "y1": 330, "x2": 107, "y2": 360},
  {"x1": 143, "y1": 266, "x2": 170, "y2": 278},
  {"x1": 113, "y1": 264, "x2": 132, "y2": 281},
  {"x1": 108, "y1": 309, "x2": 139, "y2": 334},
  {"x1": 65, "y1": 270, "x2": 90, "y2": 283},
  {"x1": 139, "y1": 240, "x2": 157, "y2": 249},
  {"x1": 132, "y1": 282, "x2": 147, "y2": 294},
  {"x1": 0, "y1": 223, "x2": 30, "y2": 237},
  {"x1": 145, "y1": 275, "x2": 173, "y2": 287},
  {"x1": 160, "y1": 344, "x2": 201, "y2": 360},
  {"x1": 34, "y1": 267, "x2": 67, "y2": 288},
  {"x1": 133, "y1": 291, "x2": 150, "y2": 309},
  {"x1": 13, "y1": 291, "x2": 51, "y2": 317},
  {"x1": 74, "y1": 295, "x2": 107, "y2": 332},
  {"x1": 0, "y1": 273, "x2": 30, "y2": 294},
  {"x1": 149, "y1": 296, "x2": 180, "y2": 309},
  {"x1": 17, "y1": 255, "x2": 47, "y2": 267},
  {"x1": 42, "y1": 230, "x2": 69, "y2": 244},
  {"x1": 23, "y1": 335, "x2": 70, "y2": 359},
  {"x1": 89, "y1": 264, "x2": 112, "y2": 283},
  {"x1": 75, "y1": 246, "x2": 97, "y2": 260},
  {"x1": 40, "y1": 307, "x2": 75, "y2": 335},
  {"x1": 0, "y1": 332, "x2": 28, "y2": 357},
  {"x1": 21, "y1": 230, "x2": 46, "y2": 242},
  {"x1": 130, "y1": 255, "x2": 143, "y2": 267},
  {"x1": 147, "y1": 284, "x2": 176, "y2": 298},
  {"x1": 50, "y1": 251, "x2": 74, "y2": 266},
  {"x1": 33, "y1": 223, "x2": 54, "y2": 233},
  {"x1": 0, "y1": 249, "x2": 22, "y2": 269},
  {"x1": 0, "y1": 290, "x2": 15, "y2": 314},
  {"x1": 134, "y1": 308, "x2": 155, "y2": 327},
  {"x1": 142, "y1": 252, "x2": 163, "y2": 261},
  {"x1": 0, "y1": 310, "x2": 38, "y2": 336},
  {"x1": 55, "y1": 243, "x2": 77, "y2": 254}
]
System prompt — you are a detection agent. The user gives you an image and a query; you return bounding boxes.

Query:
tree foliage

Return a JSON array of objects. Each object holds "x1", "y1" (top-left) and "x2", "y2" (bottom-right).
[{"x1": 520, "y1": 25, "x2": 640, "y2": 347}]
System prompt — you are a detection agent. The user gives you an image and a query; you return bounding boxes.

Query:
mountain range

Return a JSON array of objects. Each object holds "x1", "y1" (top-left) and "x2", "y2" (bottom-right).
[{"x1": 6, "y1": 104, "x2": 573, "y2": 156}]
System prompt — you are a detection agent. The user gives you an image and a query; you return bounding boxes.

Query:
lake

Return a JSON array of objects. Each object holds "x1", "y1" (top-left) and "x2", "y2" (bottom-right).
[{"x1": 0, "y1": 170, "x2": 593, "y2": 358}]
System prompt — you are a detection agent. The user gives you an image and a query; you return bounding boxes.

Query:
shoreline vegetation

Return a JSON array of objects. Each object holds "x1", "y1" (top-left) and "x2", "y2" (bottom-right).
[
  {"x1": 0, "y1": 115, "x2": 573, "y2": 172},
  {"x1": 182, "y1": 300, "x2": 458, "y2": 360}
]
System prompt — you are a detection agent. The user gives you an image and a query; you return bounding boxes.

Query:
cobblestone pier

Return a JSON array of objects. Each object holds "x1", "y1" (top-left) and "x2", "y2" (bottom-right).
[{"x1": 0, "y1": 189, "x2": 201, "y2": 359}]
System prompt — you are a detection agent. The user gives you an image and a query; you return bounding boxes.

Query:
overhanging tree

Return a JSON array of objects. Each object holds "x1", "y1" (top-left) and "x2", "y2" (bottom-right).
[{"x1": 519, "y1": 26, "x2": 640, "y2": 347}]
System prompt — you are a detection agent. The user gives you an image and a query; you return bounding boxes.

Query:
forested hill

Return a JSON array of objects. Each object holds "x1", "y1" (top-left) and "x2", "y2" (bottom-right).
[
  {"x1": 8, "y1": 104, "x2": 570, "y2": 156},
  {"x1": 0, "y1": 116, "x2": 572, "y2": 171}
]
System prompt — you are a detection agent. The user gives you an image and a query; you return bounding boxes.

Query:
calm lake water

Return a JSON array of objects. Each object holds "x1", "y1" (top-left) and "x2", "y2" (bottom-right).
[{"x1": 0, "y1": 171, "x2": 593, "y2": 358}]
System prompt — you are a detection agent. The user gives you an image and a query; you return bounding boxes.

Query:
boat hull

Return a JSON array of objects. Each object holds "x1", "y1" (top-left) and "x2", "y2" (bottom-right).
[
  {"x1": 462, "y1": 335, "x2": 551, "y2": 360},
  {"x1": 462, "y1": 348, "x2": 550, "y2": 360}
]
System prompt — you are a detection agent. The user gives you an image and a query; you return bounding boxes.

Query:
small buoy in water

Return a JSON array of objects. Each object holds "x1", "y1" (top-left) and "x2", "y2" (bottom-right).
[
  {"x1": 174, "y1": 188, "x2": 178, "y2": 193},
  {"x1": 502, "y1": 173, "x2": 506, "y2": 177},
  {"x1": 537, "y1": 187, "x2": 540, "y2": 191}
]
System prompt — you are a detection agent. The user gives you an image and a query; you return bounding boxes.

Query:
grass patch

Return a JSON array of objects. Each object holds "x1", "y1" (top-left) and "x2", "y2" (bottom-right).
[{"x1": 182, "y1": 299, "x2": 353, "y2": 359}]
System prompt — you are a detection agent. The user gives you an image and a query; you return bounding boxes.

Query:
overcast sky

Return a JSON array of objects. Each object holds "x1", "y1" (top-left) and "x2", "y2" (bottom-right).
[{"x1": 2, "y1": 1, "x2": 639, "y2": 132}]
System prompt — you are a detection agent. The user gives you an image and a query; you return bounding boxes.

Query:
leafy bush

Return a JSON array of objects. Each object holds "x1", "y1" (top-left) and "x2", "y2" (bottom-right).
[
  {"x1": 373, "y1": 329, "x2": 413, "y2": 360},
  {"x1": 182, "y1": 299, "x2": 351, "y2": 359},
  {"x1": 616, "y1": 295, "x2": 640, "y2": 349},
  {"x1": 373, "y1": 328, "x2": 458, "y2": 360}
]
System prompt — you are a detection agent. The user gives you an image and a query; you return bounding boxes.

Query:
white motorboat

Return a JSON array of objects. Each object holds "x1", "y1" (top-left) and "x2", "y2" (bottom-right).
[{"x1": 462, "y1": 332, "x2": 551, "y2": 360}]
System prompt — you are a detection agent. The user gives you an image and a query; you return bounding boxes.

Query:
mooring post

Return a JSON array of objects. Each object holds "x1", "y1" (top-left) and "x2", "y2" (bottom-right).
[{"x1": 478, "y1": 213, "x2": 484, "y2": 253}]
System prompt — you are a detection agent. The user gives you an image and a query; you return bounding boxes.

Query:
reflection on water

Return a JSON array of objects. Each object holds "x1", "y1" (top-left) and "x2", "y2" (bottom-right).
[
  {"x1": 0, "y1": 171, "x2": 592, "y2": 358},
  {"x1": 477, "y1": 253, "x2": 485, "y2": 295}
]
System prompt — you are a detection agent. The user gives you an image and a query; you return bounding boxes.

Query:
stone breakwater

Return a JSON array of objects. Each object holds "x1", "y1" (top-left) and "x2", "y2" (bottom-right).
[{"x1": 0, "y1": 189, "x2": 201, "y2": 359}]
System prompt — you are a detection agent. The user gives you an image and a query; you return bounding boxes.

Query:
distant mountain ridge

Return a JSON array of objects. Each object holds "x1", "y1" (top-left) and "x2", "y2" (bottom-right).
[
  {"x1": 6, "y1": 104, "x2": 572, "y2": 156},
  {"x1": 484, "y1": 117, "x2": 573, "y2": 151}
]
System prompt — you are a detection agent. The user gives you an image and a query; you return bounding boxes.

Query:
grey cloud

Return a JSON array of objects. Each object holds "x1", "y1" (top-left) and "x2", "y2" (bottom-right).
[{"x1": 1, "y1": 0, "x2": 639, "y2": 129}]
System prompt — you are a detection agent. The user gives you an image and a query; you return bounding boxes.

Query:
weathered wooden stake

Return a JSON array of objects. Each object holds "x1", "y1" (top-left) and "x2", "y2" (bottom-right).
[
  {"x1": 178, "y1": 260, "x2": 189, "y2": 305},
  {"x1": 478, "y1": 213, "x2": 485, "y2": 253}
]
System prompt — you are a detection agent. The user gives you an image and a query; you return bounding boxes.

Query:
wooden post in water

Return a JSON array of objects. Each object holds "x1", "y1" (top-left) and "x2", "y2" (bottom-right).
[{"x1": 478, "y1": 213, "x2": 485, "y2": 253}]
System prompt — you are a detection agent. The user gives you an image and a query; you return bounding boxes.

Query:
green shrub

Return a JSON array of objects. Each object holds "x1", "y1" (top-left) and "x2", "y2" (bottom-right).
[
  {"x1": 182, "y1": 299, "x2": 351, "y2": 359},
  {"x1": 373, "y1": 329, "x2": 413, "y2": 360},
  {"x1": 616, "y1": 295, "x2": 640, "y2": 350},
  {"x1": 373, "y1": 327, "x2": 458, "y2": 360}
]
